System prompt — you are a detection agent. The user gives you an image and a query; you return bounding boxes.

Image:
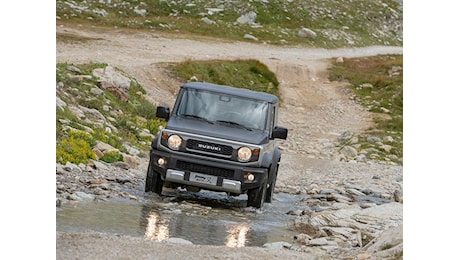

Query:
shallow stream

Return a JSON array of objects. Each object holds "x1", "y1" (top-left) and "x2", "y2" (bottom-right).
[{"x1": 56, "y1": 190, "x2": 305, "y2": 247}]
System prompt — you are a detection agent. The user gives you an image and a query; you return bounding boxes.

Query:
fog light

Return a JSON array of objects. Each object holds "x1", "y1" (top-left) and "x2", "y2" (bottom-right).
[
  {"x1": 157, "y1": 157, "x2": 166, "y2": 166},
  {"x1": 245, "y1": 173, "x2": 255, "y2": 181}
]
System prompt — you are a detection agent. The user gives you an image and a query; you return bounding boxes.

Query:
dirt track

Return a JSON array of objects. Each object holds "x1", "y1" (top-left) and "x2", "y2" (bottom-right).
[{"x1": 56, "y1": 22, "x2": 403, "y2": 259}]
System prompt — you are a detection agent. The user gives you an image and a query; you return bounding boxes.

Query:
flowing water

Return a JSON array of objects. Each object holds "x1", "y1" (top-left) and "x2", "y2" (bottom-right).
[{"x1": 56, "y1": 190, "x2": 305, "y2": 247}]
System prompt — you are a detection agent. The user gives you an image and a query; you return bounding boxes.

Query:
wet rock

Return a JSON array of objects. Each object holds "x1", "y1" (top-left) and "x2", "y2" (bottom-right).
[
  {"x1": 69, "y1": 191, "x2": 96, "y2": 201},
  {"x1": 165, "y1": 237, "x2": 193, "y2": 245},
  {"x1": 287, "y1": 209, "x2": 303, "y2": 216}
]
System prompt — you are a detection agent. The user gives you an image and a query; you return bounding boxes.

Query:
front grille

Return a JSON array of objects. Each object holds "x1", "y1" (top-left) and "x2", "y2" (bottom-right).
[
  {"x1": 186, "y1": 139, "x2": 233, "y2": 156},
  {"x1": 177, "y1": 160, "x2": 234, "y2": 178}
]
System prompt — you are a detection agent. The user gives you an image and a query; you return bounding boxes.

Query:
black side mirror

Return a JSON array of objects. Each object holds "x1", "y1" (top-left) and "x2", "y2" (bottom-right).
[
  {"x1": 156, "y1": 106, "x2": 170, "y2": 121},
  {"x1": 272, "y1": 126, "x2": 288, "y2": 140}
]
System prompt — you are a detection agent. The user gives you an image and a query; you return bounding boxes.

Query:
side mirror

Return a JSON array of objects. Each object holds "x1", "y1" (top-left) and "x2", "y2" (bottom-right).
[
  {"x1": 272, "y1": 126, "x2": 288, "y2": 140},
  {"x1": 156, "y1": 106, "x2": 170, "y2": 121}
]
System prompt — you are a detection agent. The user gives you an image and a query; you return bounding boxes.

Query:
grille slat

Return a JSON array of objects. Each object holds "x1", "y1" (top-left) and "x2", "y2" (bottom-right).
[{"x1": 177, "y1": 160, "x2": 233, "y2": 178}]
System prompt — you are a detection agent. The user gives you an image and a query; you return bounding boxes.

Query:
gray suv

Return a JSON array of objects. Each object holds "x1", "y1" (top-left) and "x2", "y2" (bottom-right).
[{"x1": 145, "y1": 82, "x2": 288, "y2": 208}]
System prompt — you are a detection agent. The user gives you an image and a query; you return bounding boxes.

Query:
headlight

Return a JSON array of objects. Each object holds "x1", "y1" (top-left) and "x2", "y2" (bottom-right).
[
  {"x1": 237, "y1": 147, "x2": 252, "y2": 162},
  {"x1": 167, "y1": 134, "x2": 182, "y2": 150}
]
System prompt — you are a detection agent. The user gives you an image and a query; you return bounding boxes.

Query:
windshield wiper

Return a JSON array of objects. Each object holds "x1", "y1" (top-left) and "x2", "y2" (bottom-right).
[
  {"x1": 180, "y1": 114, "x2": 214, "y2": 124},
  {"x1": 216, "y1": 120, "x2": 252, "y2": 131}
]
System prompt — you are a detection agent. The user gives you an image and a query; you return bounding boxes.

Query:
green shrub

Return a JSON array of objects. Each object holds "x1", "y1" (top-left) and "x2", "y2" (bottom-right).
[
  {"x1": 91, "y1": 128, "x2": 125, "y2": 153},
  {"x1": 132, "y1": 100, "x2": 157, "y2": 120},
  {"x1": 56, "y1": 136, "x2": 96, "y2": 164},
  {"x1": 168, "y1": 59, "x2": 280, "y2": 97},
  {"x1": 144, "y1": 118, "x2": 165, "y2": 136},
  {"x1": 100, "y1": 151, "x2": 124, "y2": 163}
]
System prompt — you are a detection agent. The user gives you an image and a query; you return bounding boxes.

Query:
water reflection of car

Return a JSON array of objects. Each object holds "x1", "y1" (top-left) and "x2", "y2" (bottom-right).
[
  {"x1": 145, "y1": 82, "x2": 288, "y2": 208},
  {"x1": 140, "y1": 204, "x2": 254, "y2": 247}
]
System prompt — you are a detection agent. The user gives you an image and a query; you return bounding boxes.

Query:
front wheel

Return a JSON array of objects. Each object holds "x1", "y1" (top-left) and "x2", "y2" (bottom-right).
[
  {"x1": 145, "y1": 160, "x2": 164, "y2": 195},
  {"x1": 247, "y1": 178, "x2": 267, "y2": 208},
  {"x1": 265, "y1": 164, "x2": 278, "y2": 203}
]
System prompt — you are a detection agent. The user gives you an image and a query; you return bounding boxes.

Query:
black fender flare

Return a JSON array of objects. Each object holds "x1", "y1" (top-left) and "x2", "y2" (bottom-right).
[
  {"x1": 150, "y1": 136, "x2": 160, "y2": 150},
  {"x1": 261, "y1": 148, "x2": 282, "y2": 182}
]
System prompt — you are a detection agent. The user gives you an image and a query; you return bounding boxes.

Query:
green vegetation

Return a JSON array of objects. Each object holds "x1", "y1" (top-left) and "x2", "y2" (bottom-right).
[
  {"x1": 328, "y1": 55, "x2": 403, "y2": 165},
  {"x1": 56, "y1": 63, "x2": 165, "y2": 165},
  {"x1": 56, "y1": 130, "x2": 96, "y2": 164},
  {"x1": 167, "y1": 59, "x2": 280, "y2": 97},
  {"x1": 100, "y1": 151, "x2": 124, "y2": 163},
  {"x1": 56, "y1": 0, "x2": 402, "y2": 48}
]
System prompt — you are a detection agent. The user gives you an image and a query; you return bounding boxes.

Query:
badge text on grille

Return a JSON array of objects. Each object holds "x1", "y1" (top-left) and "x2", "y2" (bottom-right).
[{"x1": 197, "y1": 143, "x2": 222, "y2": 152}]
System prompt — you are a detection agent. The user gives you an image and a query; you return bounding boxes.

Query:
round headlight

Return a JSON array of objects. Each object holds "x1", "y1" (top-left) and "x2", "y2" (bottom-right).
[
  {"x1": 238, "y1": 147, "x2": 252, "y2": 162},
  {"x1": 167, "y1": 134, "x2": 182, "y2": 150}
]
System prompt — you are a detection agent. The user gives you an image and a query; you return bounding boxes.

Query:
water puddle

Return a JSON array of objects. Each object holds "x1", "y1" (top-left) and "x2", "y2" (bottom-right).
[{"x1": 56, "y1": 191, "x2": 304, "y2": 247}]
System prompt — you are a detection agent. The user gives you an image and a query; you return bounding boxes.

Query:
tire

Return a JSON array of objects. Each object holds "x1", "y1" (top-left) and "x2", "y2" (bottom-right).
[
  {"x1": 247, "y1": 177, "x2": 267, "y2": 208},
  {"x1": 145, "y1": 160, "x2": 164, "y2": 195},
  {"x1": 265, "y1": 164, "x2": 278, "y2": 203}
]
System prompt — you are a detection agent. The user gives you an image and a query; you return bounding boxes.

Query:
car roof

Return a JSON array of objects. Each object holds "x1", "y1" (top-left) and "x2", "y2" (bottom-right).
[{"x1": 181, "y1": 82, "x2": 279, "y2": 103}]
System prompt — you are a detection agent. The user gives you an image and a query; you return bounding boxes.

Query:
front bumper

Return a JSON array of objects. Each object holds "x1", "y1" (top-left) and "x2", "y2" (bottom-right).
[{"x1": 149, "y1": 148, "x2": 267, "y2": 194}]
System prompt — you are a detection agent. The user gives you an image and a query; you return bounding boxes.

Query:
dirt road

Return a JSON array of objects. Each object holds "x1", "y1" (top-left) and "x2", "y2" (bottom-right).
[{"x1": 56, "y1": 22, "x2": 403, "y2": 259}]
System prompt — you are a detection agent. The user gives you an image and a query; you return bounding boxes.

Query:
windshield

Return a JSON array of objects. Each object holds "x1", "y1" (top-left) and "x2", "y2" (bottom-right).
[{"x1": 175, "y1": 88, "x2": 269, "y2": 130}]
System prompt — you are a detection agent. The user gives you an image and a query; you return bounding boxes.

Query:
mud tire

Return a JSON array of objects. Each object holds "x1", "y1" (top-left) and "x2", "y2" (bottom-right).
[
  {"x1": 247, "y1": 178, "x2": 267, "y2": 208},
  {"x1": 145, "y1": 160, "x2": 164, "y2": 195}
]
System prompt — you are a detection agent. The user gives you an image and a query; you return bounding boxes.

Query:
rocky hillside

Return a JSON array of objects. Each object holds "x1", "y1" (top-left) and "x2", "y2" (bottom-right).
[
  {"x1": 56, "y1": 63, "x2": 165, "y2": 169},
  {"x1": 56, "y1": 0, "x2": 402, "y2": 48}
]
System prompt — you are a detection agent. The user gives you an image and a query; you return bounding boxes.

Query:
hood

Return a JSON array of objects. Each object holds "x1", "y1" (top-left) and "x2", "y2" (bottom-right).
[{"x1": 165, "y1": 116, "x2": 269, "y2": 145}]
